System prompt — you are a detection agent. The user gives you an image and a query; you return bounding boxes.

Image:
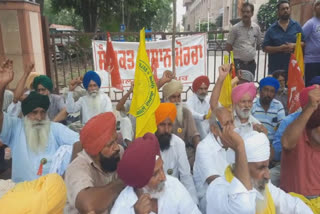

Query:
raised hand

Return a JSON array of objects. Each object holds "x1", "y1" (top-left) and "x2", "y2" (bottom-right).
[
  {"x1": 0, "y1": 59, "x2": 14, "y2": 89},
  {"x1": 25, "y1": 62, "x2": 34, "y2": 75},
  {"x1": 307, "y1": 85, "x2": 320, "y2": 111},
  {"x1": 218, "y1": 64, "x2": 231, "y2": 82},
  {"x1": 134, "y1": 193, "x2": 152, "y2": 214},
  {"x1": 160, "y1": 70, "x2": 174, "y2": 84},
  {"x1": 220, "y1": 125, "x2": 244, "y2": 151},
  {"x1": 69, "y1": 77, "x2": 82, "y2": 91}
]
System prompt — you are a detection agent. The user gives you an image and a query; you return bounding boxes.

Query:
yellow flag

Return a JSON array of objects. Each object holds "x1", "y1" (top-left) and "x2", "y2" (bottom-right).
[
  {"x1": 129, "y1": 28, "x2": 160, "y2": 138},
  {"x1": 219, "y1": 56, "x2": 232, "y2": 109},
  {"x1": 294, "y1": 33, "x2": 304, "y2": 77}
]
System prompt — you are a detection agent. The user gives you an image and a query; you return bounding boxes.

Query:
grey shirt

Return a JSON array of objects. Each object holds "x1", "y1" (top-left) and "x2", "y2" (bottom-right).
[{"x1": 227, "y1": 21, "x2": 262, "y2": 61}]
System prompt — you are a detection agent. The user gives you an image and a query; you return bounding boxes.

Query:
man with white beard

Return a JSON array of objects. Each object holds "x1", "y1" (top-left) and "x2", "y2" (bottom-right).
[
  {"x1": 66, "y1": 70, "x2": 112, "y2": 125},
  {"x1": 0, "y1": 59, "x2": 79, "y2": 183},
  {"x1": 111, "y1": 133, "x2": 201, "y2": 214},
  {"x1": 206, "y1": 130, "x2": 313, "y2": 214},
  {"x1": 162, "y1": 79, "x2": 200, "y2": 167}
]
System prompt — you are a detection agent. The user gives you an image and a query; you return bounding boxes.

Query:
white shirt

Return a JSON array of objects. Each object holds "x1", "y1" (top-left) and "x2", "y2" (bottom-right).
[
  {"x1": 110, "y1": 175, "x2": 201, "y2": 214},
  {"x1": 160, "y1": 134, "x2": 199, "y2": 204},
  {"x1": 234, "y1": 112, "x2": 261, "y2": 137},
  {"x1": 193, "y1": 132, "x2": 229, "y2": 213},
  {"x1": 66, "y1": 91, "x2": 112, "y2": 124},
  {"x1": 206, "y1": 176, "x2": 313, "y2": 214},
  {"x1": 186, "y1": 94, "x2": 210, "y2": 139}
]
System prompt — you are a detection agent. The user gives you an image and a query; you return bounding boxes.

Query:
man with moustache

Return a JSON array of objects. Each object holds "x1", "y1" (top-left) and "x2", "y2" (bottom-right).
[
  {"x1": 206, "y1": 130, "x2": 313, "y2": 214},
  {"x1": 0, "y1": 59, "x2": 79, "y2": 183},
  {"x1": 251, "y1": 77, "x2": 285, "y2": 143},
  {"x1": 186, "y1": 75, "x2": 211, "y2": 139},
  {"x1": 154, "y1": 103, "x2": 198, "y2": 204},
  {"x1": 64, "y1": 112, "x2": 125, "y2": 214},
  {"x1": 263, "y1": 0, "x2": 304, "y2": 74},
  {"x1": 111, "y1": 133, "x2": 201, "y2": 214},
  {"x1": 66, "y1": 70, "x2": 113, "y2": 125}
]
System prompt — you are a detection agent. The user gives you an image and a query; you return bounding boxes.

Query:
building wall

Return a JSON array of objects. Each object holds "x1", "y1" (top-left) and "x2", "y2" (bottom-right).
[{"x1": 291, "y1": 0, "x2": 314, "y2": 26}]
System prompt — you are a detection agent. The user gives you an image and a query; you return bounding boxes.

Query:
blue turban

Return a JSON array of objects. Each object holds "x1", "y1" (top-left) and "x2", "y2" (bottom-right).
[
  {"x1": 83, "y1": 71, "x2": 101, "y2": 90},
  {"x1": 259, "y1": 77, "x2": 280, "y2": 92},
  {"x1": 309, "y1": 76, "x2": 320, "y2": 86}
]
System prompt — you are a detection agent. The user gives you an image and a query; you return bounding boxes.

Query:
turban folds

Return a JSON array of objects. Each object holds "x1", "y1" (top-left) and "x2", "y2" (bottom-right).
[
  {"x1": 155, "y1": 103, "x2": 177, "y2": 125},
  {"x1": 227, "y1": 131, "x2": 270, "y2": 163},
  {"x1": 80, "y1": 112, "x2": 116, "y2": 156},
  {"x1": 117, "y1": 133, "x2": 160, "y2": 188},
  {"x1": 21, "y1": 91, "x2": 50, "y2": 116},
  {"x1": 33, "y1": 75, "x2": 53, "y2": 92},
  {"x1": 240, "y1": 70, "x2": 254, "y2": 82},
  {"x1": 231, "y1": 82, "x2": 257, "y2": 104},
  {"x1": 192, "y1": 76, "x2": 210, "y2": 92},
  {"x1": 259, "y1": 77, "x2": 280, "y2": 92},
  {"x1": 0, "y1": 173, "x2": 67, "y2": 213},
  {"x1": 83, "y1": 70, "x2": 101, "y2": 90},
  {"x1": 162, "y1": 79, "x2": 183, "y2": 100}
]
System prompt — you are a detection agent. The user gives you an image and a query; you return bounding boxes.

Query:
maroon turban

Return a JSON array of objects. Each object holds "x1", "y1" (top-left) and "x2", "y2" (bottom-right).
[
  {"x1": 192, "y1": 76, "x2": 210, "y2": 92},
  {"x1": 299, "y1": 85, "x2": 318, "y2": 108},
  {"x1": 299, "y1": 85, "x2": 320, "y2": 129},
  {"x1": 117, "y1": 133, "x2": 161, "y2": 188},
  {"x1": 80, "y1": 112, "x2": 116, "y2": 156},
  {"x1": 231, "y1": 82, "x2": 257, "y2": 104}
]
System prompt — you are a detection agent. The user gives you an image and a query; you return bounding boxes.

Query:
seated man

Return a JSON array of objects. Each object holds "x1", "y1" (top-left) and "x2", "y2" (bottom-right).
[
  {"x1": 64, "y1": 112, "x2": 125, "y2": 214},
  {"x1": 193, "y1": 107, "x2": 232, "y2": 213},
  {"x1": 66, "y1": 70, "x2": 112, "y2": 125},
  {"x1": 186, "y1": 75, "x2": 211, "y2": 139},
  {"x1": 206, "y1": 130, "x2": 313, "y2": 214},
  {"x1": 112, "y1": 133, "x2": 201, "y2": 214},
  {"x1": 0, "y1": 59, "x2": 79, "y2": 182},
  {"x1": 251, "y1": 77, "x2": 285, "y2": 143},
  {"x1": 154, "y1": 103, "x2": 198, "y2": 204}
]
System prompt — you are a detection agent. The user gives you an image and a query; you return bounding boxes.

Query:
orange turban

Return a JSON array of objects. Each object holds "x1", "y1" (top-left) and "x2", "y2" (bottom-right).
[
  {"x1": 0, "y1": 173, "x2": 67, "y2": 214},
  {"x1": 155, "y1": 103, "x2": 177, "y2": 125},
  {"x1": 80, "y1": 112, "x2": 116, "y2": 156},
  {"x1": 192, "y1": 76, "x2": 210, "y2": 92}
]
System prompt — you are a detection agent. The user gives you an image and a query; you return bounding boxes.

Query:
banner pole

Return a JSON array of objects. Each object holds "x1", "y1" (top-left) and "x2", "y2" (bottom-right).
[{"x1": 172, "y1": 0, "x2": 177, "y2": 77}]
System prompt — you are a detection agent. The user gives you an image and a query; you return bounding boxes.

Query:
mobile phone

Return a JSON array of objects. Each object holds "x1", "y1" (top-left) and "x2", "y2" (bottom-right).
[{"x1": 216, "y1": 119, "x2": 223, "y2": 132}]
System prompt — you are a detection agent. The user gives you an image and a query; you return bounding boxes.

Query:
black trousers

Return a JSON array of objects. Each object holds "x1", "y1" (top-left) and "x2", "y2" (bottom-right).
[
  {"x1": 234, "y1": 59, "x2": 256, "y2": 77},
  {"x1": 305, "y1": 63, "x2": 320, "y2": 86}
]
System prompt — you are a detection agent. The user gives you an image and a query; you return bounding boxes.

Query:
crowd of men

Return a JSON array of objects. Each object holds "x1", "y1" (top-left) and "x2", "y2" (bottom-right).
[{"x1": 0, "y1": 0, "x2": 319, "y2": 213}]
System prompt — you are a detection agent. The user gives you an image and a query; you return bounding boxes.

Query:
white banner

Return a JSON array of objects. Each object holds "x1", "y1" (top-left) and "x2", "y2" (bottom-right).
[{"x1": 92, "y1": 33, "x2": 207, "y2": 89}]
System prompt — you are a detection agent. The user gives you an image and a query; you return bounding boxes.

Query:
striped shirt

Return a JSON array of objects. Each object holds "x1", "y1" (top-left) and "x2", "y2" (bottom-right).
[{"x1": 251, "y1": 98, "x2": 285, "y2": 142}]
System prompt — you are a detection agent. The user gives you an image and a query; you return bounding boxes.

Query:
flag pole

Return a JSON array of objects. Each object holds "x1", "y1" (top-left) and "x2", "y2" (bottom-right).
[{"x1": 172, "y1": 0, "x2": 177, "y2": 77}]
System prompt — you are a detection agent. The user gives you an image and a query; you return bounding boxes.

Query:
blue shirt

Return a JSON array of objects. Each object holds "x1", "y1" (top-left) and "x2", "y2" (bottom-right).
[
  {"x1": 263, "y1": 19, "x2": 304, "y2": 73},
  {"x1": 0, "y1": 113, "x2": 79, "y2": 183},
  {"x1": 302, "y1": 17, "x2": 320, "y2": 63},
  {"x1": 272, "y1": 111, "x2": 301, "y2": 161},
  {"x1": 251, "y1": 98, "x2": 286, "y2": 142}
]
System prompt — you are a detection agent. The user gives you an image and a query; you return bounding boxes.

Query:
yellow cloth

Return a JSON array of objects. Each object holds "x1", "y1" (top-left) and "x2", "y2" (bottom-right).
[
  {"x1": 289, "y1": 192, "x2": 320, "y2": 213},
  {"x1": 294, "y1": 33, "x2": 304, "y2": 77},
  {"x1": 0, "y1": 173, "x2": 67, "y2": 214},
  {"x1": 219, "y1": 72, "x2": 233, "y2": 109},
  {"x1": 205, "y1": 108, "x2": 212, "y2": 120},
  {"x1": 129, "y1": 28, "x2": 160, "y2": 138},
  {"x1": 224, "y1": 165, "x2": 276, "y2": 214}
]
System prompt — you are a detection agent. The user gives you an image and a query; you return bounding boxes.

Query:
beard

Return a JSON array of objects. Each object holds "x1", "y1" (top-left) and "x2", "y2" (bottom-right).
[
  {"x1": 197, "y1": 93, "x2": 207, "y2": 101},
  {"x1": 24, "y1": 116, "x2": 50, "y2": 154},
  {"x1": 279, "y1": 13, "x2": 290, "y2": 21},
  {"x1": 99, "y1": 151, "x2": 120, "y2": 173},
  {"x1": 251, "y1": 178, "x2": 269, "y2": 213},
  {"x1": 142, "y1": 181, "x2": 166, "y2": 199},
  {"x1": 260, "y1": 96, "x2": 272, "y2": 106},
  {"x1": 156, "y1": 133, "x2": 172, "y2": 151},
  {"x1": 235, "y1": 105, "x2": 251, "y2": 119},
  {"x1": 175, "y1": 101, "x2": 184, "y2": 124},
  {"x1": 87, "y1": 90, "x2": 102, "y2": 114}
]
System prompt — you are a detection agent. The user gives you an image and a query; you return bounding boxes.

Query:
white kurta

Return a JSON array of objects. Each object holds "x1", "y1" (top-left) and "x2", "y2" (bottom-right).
[
  {"x1": 193, "y1": 132, "x2": 229, "y2": 213},
  {"x1": 206, "y1": 176, "x2": 313, "y2": 214},
  {"x1": 186, "y1": 94, "x2": 210, "y2": 139},
  {"x1": 234, "y1": 112, "x2": 261, "y2": 137},
  {"x1": 110, "y1": 175, "x2": 201, "y2": 214},
  {"x1": 160, "y1": 134, "x2": 199, "y2": 204},
  {"x1": 66, "y1": 91, "x2": 112, "y2": 124}
]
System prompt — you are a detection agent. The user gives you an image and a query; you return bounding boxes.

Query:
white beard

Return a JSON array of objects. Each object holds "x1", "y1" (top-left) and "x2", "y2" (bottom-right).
[
  {"x1": 24, "y1": 116, "x2": 50, "y2": 154},
  {"x1": 251, "y1": 179, "x2": 268, "y2": 213},
  {"x1": 175, "y1": 102, "x2": 184, "y2": 124},
  {"x1": 142, "y1": 181, "x2": 166, "y2": 199},
  {"x1": 87, "y1": 90, "x2": 102, "y2": 115},
  {"x1": 235, "y1": 104, "x2": 251, "y2": 120}
]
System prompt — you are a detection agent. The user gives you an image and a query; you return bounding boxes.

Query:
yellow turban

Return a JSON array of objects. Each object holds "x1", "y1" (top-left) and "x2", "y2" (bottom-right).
[
  {"x1": 162, "y1": 79, "x2": 183, "y2": 100},
  {"x1": 155, "y1": 103, "x2": 177, "y2": 125},
  {"x1": 25, "y1": 72, "x2": 41, "y2": 90},
  {"x1": 0, "y1": 173, "x2": 67, "y2": 214}
]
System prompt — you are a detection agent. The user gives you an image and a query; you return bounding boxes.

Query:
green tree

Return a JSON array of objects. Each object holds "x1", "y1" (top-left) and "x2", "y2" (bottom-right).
[{"x1": 257, "y1": 0, "x2": 278, "y2": 31}]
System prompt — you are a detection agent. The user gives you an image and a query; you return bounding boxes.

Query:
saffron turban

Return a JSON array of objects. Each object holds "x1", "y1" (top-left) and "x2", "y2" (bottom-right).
[
  {"x1": 259, "y1": 77, "x2": 280, "y2": 92},
  {"x1": 0, "y1": 173, "x2": 67, "y2": 213},
  {"x1": 299, "y1": 85, "x2": 320, "y2": 129},
  {"x1": 25, "y1": 72, "x2": 40, "y2": 90},
  {"x1": 33, "y1": 75, "x2": 53, "y2": 92},
  {"x1": 231, "y1": 82, "x2": 257, "y2": 104},
  {"x1": 227, "y1": 131, "x2": 270, "y2": 163},
  {"x1": 162, "y1": 79, "x2": 183, "y2": 100},
  {"x1": 155, "y1": 103, "x2": 177, "y2": 125},
  {"x1": 192, "y1": 76, "x2": 210, "y2": 92},
  {"x1": 80, "y1": 112, "x2": 116, "y2": 156},
  {"x1": 83, "y1": 70, "x2": 101, "y2": 90},
  {"x1": 117, "y1": 133, "x2": 161, "y2": 188},
  {"x1": 21, "y1": 91, "x2": 50, "y2": 116},
  {"x1": 309, "y1": 76, "x2": 320, "y2": 86}
]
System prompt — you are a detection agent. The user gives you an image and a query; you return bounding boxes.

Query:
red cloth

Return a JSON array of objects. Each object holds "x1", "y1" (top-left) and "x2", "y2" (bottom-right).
[
  {"x1": 299, "y1": 85, "x2": 318, "y2": 107},
  {"x1": 117, "y1": 133, "x2": 160, "y2": 188},
  {"x1": 231, "y1": 82, "x2": 256, "y2": 104},
  {"x1": 280, "y1": 130, "x2": 320, "y2": 196},
  {"x1": 155, "y1": 103, "x2": 177, "y2": 125},
  {"x1": 80, "y1": 112, "x2": 116, "y2": 156},
  {"x1": 192, "y1": 76, "x2": 210, "y2": 92}
]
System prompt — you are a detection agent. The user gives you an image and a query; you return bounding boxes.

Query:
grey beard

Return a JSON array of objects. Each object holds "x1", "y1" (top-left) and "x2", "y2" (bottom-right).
[
  {"x1": 235, "y1": 105, "x2": 251, "y2": 120},
  {"x1": 197, "y1": 94, "x2": 207, "y2": 101},
  {"x1": 175, "y1": 102, "x2": 184, "y2": 124},
  {"x1": 87, "y1": 91, "x2": 102, "y2": 114},
  {"x1": 141, "y1": 181, "x2": 166, "y2": 199}
]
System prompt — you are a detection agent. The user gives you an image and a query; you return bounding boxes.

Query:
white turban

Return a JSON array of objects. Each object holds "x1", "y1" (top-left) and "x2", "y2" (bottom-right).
[
  {"x1": 227, "y1": 131, "x2": 270, "y2": 163},
  {"x1": 162, "y1": 79, "x2": 183, "y2": 100}
]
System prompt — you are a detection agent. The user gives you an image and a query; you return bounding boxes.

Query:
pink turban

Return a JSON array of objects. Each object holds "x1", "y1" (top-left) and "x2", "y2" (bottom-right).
[
  {"x1": 192, "y1": 76, "x2": 210, "y2": 92},
  {"x1": 231, "y1": 82, "x2": 257, "y2": 104}
]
